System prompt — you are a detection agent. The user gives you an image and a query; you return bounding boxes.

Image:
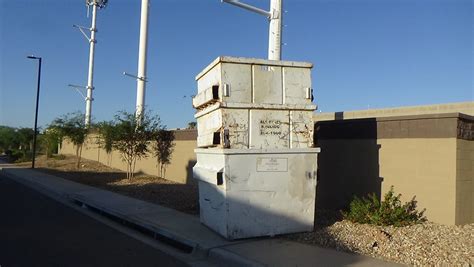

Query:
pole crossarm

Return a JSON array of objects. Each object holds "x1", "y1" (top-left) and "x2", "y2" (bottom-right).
[
  {"x1": 123, "y1": 72, "x2": 148, "y2": 82},
  {"x1": 68, "y1": 84, "x2": 88, "y2": 100},
  {"x1": 73, "y1": 24, "x2": 94, "y2": 42},
  {"x1": 222, "y1": 0, "x2": 282, "y2": 60},
  {"x1": 222, "y1": 0, "x2": 271, "y2": 18}
]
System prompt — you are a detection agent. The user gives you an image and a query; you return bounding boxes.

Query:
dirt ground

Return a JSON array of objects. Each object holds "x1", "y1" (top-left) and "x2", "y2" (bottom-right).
[{"x1": 16, "y1": 155, "x2": 199, "y2": 215}]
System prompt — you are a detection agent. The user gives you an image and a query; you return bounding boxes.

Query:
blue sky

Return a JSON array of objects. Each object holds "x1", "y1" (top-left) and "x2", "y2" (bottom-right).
[{"x1": 0, "y1": 0, "x2": 472, "y2": 129}]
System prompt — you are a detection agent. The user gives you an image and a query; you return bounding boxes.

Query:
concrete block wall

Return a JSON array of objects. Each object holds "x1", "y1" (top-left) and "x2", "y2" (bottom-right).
[
  {"x1": 378, "y1": 138, "x2": 458, "y2": 225},
  {"x1": 60, "y1": 130, "x2": 197, "y2": 184},
  {"x1": 315, "y1": 112, "x2": 474, "y2": 225},
  {"x1": 456, "y1": 139, "x2": 474, "y2": 224}
]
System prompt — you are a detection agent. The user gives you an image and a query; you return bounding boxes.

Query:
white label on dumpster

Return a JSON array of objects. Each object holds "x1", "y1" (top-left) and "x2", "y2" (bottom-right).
[{"x1": 256, "y1": 158, "x2": 288, "y2": 172}]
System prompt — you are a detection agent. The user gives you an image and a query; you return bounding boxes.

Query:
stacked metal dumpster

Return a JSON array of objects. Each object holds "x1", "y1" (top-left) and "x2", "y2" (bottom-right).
[{"x1": 192, "y1": 56, "x2": 319, "y2": 240}]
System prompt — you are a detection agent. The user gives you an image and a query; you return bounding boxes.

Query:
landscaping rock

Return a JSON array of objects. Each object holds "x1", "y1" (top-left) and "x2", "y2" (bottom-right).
[{"x1": 286, "y1": 219, "x2": 474, "y2": 266}]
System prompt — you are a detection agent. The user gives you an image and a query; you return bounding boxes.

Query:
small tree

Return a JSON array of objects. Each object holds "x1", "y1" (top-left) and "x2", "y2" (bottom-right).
[
  {"x1": 112, "y1": 110, "x2": 160, "y2": 180},
  {"x1": 0, "y1": 126, "x2": 35, "y2": 162},
  {"x1": 96, "y1": 121, "x2": 116, "y2": 166},
  {"x1": 16, "y1": 128, "x2": 35, "y2": 152},
  {"x1": 41, "y1": 126, "x2": 61, "y2": 158},
  {"x1": 0, "y1": 126, "x2": 20, "y2": 153},
  {"x1": 51, "y1": 112, "x2": 88, "y2": 168},
  {"x1": 153, "y1": 129, "x2": 175, "y2": 178},
  {"x1": 187, "y1": 121, "x2": 196, "y2": 129}
]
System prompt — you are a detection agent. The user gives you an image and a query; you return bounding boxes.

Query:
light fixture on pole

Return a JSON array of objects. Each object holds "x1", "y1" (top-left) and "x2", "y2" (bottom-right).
[
  {"x1": 26, "y1": 55, "x2": 42, "y2": 169},
  {"x1": 222, "y1": 0, "x2": 282, "y2": 60},
  {"x1": 74, "y1": 0, "x2": 108, "y2": 127}
]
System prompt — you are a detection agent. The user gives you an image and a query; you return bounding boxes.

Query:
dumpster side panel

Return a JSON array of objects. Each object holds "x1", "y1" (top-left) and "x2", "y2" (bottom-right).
[
  {"x1": 249, "y1": 110, "x2": 290, "y2": 149},
  {"x1": 290, "y1": 111, "x2": 314, "y2": 148},
  {"x1": 221, "y1": 63, "x2": 252, "y2": 103},
  {"x1": 222, "y1": 109, "x2": 249, "y2": 149},
  {"x1": 198, "y1": 182, "x2": 228, "y2": 237},
  {"x1": 197, "y1": 110, "x2": 222, "y2": 147},
  {"x1": 283, "y1": 67, "x2": 312, "y2": 105},
  {"x1": 197, "y1": 63, "x2": 221, "y2": 94},
  {"x1": 252, "y1": 65, "x2": 283, "y2": 104},
  {"x1": 224, "y1": 152, "x2": 317, "y2": 239},
  {"x1": 193, "y1": 152, "x2": 228, "y2": 237}
]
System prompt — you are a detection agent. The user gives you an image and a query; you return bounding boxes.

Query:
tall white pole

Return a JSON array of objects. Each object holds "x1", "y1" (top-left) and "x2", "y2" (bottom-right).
[
  {"x1": 222, "y1": 0, "x2": 283, "y2": 60},
  {"x1": 268, "y1": 0, "x2": 282, "y2": 60},
  {"x1": 136, "y1": 0, "x2": 150, "y2": 120},
  {"x1": 85, "y1": 2, "x2": 98, "y2": 127}
]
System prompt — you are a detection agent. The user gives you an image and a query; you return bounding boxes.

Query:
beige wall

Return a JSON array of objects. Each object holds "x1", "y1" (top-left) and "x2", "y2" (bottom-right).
[
  {"x1": 315, "y1": 113, "x2": 473, "y2": 225},
  {"x1": 378, "y1": 138, "x2": 458, "y2": 225},
  {"x1": 314, "y1": 101, "x2": 474, "y2": 122},
  {"x1": 315, "y1": 137, "x2": 459, "y2": 225},
  {"x1": 60, "y1": 134, "x2": 197, "y2": 184},
  {"x1": 456, "y1": 139, "x2": 474, "y2": 224}
]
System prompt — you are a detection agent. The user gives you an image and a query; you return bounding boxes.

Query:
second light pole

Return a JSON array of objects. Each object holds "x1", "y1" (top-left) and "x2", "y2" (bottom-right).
[
  {"x1": 27, "y1": 55, "x2": 42, "y2": 169},
  {"x1": 136, "y1": 0, "x2": 150, "y2": 121},
  {"x1": 123, "y1": 0, "x2": 150, "y2": 122}
]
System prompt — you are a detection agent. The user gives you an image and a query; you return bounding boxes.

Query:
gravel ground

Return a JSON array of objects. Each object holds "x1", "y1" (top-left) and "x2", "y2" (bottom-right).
[
  {"x1": 286, "y1": 213, "x2": 474, "y2": 266},
  {"x1": 17, "y1": 156, "x2": 474, "y2": 266}
]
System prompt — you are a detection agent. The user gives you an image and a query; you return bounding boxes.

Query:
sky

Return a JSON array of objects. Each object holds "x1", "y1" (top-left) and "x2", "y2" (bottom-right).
[{"x1": 0, "y1": 0, "x2": 472, "y2": 129}]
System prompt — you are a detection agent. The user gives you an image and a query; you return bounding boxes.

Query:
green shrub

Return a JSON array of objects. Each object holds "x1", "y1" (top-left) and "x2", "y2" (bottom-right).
[
  {"x1": 9, "y1": 150, "x2": 23, "y2": 162},
  {"x1": 342, "y1": 186, "x2": 426, "y2": 227}
]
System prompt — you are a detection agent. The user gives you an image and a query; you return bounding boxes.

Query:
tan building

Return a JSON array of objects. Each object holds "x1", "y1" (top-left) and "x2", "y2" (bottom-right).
[
  {"x1": 314, "y1": 102, "x2": 473, "y2": 225},
  {"x1": 314, "y1": 113, "x2": 473, "y2": 225},
  {"x1": 314, "y1": 101, "x2": 474, "y2": 121}
]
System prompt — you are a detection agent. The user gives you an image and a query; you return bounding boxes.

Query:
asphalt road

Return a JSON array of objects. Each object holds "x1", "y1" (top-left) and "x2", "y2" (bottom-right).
[{"x1": 0, "y1": 173, "x2": 187, "y2": 267}]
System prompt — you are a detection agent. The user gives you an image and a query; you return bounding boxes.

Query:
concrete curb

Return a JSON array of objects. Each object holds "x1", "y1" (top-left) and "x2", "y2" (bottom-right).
[
  {"x1": 69, "y1": 193, "x2": 198, "y2": 253},
  {"x1": 0, "y1": 168, "x2": 263, "y2": 267}
]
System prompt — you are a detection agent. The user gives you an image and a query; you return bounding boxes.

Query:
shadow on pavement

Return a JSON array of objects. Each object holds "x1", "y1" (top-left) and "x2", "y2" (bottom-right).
[{"x1": 34, "y1": 168, "x2": 200, "y2": 215}]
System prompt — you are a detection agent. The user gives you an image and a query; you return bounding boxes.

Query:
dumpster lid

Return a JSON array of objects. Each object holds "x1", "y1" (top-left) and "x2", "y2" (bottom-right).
[{"x1": 195, "y1": 56, "x2": 313, "y2": 81}]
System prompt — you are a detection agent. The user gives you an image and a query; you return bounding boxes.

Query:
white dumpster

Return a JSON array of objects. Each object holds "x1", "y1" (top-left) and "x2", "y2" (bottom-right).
[{"x1": 192, "y1": 56, "x2": 319, "y2": 240}]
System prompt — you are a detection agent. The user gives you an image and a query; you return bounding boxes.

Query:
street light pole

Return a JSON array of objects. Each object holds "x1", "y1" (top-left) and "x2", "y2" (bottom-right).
[
  {"x1": 27, "y1": 55, "x2": 42, "y2": 169},
  {"x1": 222, "y1": 0, "x2": 283, "y2": 60},
  {"x1": 135, "y1": 0, "x2": 150, "y2": 121},
  {"x1": 74, "y1": 0, "x2": 108, "y2": 127}
]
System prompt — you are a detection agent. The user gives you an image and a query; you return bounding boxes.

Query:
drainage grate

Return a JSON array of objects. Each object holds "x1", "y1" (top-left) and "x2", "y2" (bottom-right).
[{"x1": 72, "y1": 199, "x2": 195, "y2": 254}]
